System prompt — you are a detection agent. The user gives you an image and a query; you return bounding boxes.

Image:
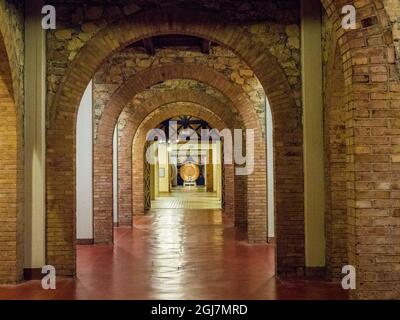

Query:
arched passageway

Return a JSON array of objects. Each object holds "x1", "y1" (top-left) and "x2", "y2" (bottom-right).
[
  {"x1": 92, "y1": 65, "x2": 245, "y2": 226},
  {"x1": 93, "y1": 86, "x2": 240, "y2": 244},
  {"x1": 116, "y1": 90, "x2": 239, "y2": 226},
  {"x1": 92, "y1": 65, "x2": 245, "y2": 241},
  {"x1": 320, "y1": 0, "x2": 400, "y2": 298},
  {"x1": 0, "y1": 0, "x2": 395, "y2": 300},
  {"x1": 129, "y1": 102, "x2": 234, "y2": 215},
  {"x1": 0, "y1": 0, "x2": 400, "y2": 298},
  {"x1": 324, "y1": 40, "x2": 348, "y2": 280},
  {"x1": 48, "y1": 9, "x2": 302, "y2": 277}
]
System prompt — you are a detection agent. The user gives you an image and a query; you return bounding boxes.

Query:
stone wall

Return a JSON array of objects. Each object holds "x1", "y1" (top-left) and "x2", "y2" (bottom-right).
[
  {"x1": 247, "y1": 20, "x2": 301, "y2": 109},
  {"x1": 0, "y1": 0, "x2": 24, "y2": 108},
  {"x1": 92, "y1": 46, "x2": 249, "y2": 142},
  {"x1": 115, "y1": 79, "x2": 240, "y2": 143},
  {"x1": 82, "y1": 36, "x2": 298, "y2": 143},
  {"x1": 46, "y1": 0, "x2": 301, "y2": 126}
]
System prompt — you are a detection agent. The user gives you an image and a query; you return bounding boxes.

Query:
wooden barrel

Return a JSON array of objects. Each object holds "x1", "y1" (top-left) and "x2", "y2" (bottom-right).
[{"x1": 180, "y1": 163, "x2": 200, "y2": 182}]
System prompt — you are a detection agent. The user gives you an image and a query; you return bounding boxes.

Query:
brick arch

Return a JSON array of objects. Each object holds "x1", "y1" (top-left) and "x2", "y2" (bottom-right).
[
  {"x1": 322, "y1": 0, "x2": 400, "y2": 299},
  {"x1": 115, "y1": 90, "x2": 239, "y2": 232},
  {"x1": 324, "y1": 36, "x2": 348, "y2": 281},
  {"x1": 93, "y1": 64, "x2": 251, "y2": 244},
  {"x1": 0, "y1": 27, "x2": 23, "y2": 283},
  {"x1": 48, "y1": 8, "x2": 302, "y2": 276},
  {"x1": 131, "y1": 103, "x2": 231, "y2": 221},
  {"x1": 133, "y1": 103, "x2": 227, "y2": 135}
]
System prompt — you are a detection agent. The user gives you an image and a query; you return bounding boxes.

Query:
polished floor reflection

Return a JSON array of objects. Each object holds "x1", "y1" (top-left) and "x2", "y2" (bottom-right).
[
  {"x1": 0, "y1": 209, "x2": 347, "y2": 300},
  {"x1": 152, "y1": 187, "x2": 221, "y2": 209}
]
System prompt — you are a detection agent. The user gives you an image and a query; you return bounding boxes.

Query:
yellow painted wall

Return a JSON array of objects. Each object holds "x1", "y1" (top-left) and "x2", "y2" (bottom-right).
[
  {"x1": 150, "y1": 164, "x2": 155, "y2": 200},
  {"x1": 210, "y1": 142, "x2": 222, "y2": 199},
  {"x1": 24, "y1": 0, "x2": 46, "y2": 268},
  {"x1": 155, "y1": 161, "x2": 159, "y2": 198},
  {"x1": 158, "y1": 144, "x2": 170, "y2": 193},
  {"x1": 301, "y1": 0, "x2": 326, "y2": 267}
]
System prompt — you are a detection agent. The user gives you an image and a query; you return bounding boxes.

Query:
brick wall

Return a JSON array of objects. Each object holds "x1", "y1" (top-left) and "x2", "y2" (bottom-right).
[
  {"x1": 0, "y1": 0, "x2": 24, "y2": 284},
  {"x1": 383, "y1": 0, "x2": 400, "y2": 73},
  {"x1": 321, "y1": 0, "x2": 400, "y2": 299},
  {"x1": 324, "y1": 37, "x2": 348, "y2": 280}
]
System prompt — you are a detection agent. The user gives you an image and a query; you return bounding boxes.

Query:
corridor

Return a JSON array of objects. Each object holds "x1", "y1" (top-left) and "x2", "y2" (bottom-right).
[
  {"x1": 0, "y1": 209, "x2": 346, "y2": 300},
  {"x1": 2, "y1": 0, "x2": 400, "y2": 300}
]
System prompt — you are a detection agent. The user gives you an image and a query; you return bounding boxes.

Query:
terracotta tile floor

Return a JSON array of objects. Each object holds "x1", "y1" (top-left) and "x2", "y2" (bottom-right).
[{"x1": 0, "y1": 209, "x2": 347, "y2": 300}]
